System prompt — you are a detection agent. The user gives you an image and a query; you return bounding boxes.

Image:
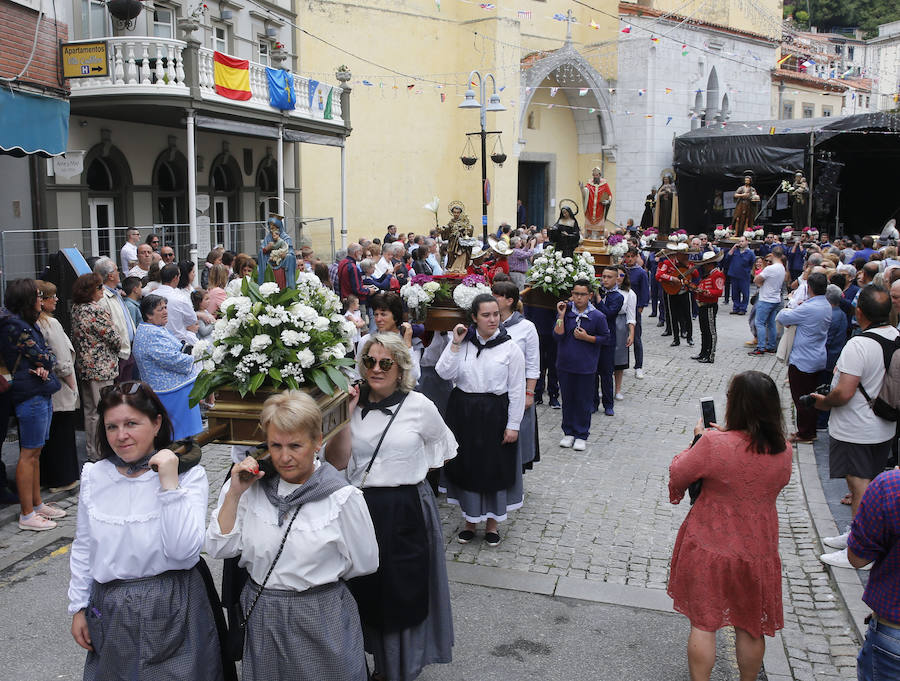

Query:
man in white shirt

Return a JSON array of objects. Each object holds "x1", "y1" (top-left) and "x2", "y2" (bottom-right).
[
  {"x1": 127, "y1": 244, "x2": 154, "y2": 279},
  {"x1": 93, "y1": 257, "x2": 136, "y2": 381},
  {"x1": 155, "y1": 263, "x2": 199, "y2": 347},
  {"x1": 813, "y1": 286, "x2": 898, "y2": 568},
  {"x1": 750, "y1": 251, "x2": 786, "y2": 354},
  {"x1": 119, "y1": 227, "x2": 141, "y2": 273}
]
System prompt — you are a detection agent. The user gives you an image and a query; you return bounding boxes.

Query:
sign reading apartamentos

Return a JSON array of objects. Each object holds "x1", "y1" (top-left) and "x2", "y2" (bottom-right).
[{"x1": 60, "y1": 42, "x2": 108, "y2": 79}]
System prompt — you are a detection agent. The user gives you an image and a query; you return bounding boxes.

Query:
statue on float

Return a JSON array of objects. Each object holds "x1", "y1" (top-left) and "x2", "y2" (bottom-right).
[{"x1": 580, "y1": 167, "x2": 611, "y2": 238}]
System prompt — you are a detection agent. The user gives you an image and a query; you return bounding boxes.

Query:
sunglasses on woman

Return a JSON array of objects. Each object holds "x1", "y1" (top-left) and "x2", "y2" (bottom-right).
[
  {"x1": 361, "y1": 355, "x2": 394, "y2": 371},
  {"x1": 100, "y1": 381, "x2": 143, "y2": 398}
]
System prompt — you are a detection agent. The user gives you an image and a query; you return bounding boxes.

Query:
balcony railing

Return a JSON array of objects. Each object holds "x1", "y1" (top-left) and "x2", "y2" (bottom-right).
[{"x1": 67, "y1": 37, "x2": 343, "y2": 125}]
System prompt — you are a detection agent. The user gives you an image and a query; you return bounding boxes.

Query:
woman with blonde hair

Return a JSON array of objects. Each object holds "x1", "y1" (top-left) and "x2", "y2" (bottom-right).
[
  {"x1": 206, "y1": 391, "x2": 378, "y2": 680},
  {"x1": 327, "y1": 333, "x2": 457, "y2": 681},
  {"x1": 36, "y1": 280, "x2": 79, "y2": 491}
]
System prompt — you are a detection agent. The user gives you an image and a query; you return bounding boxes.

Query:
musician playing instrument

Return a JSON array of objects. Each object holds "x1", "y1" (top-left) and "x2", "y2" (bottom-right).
[{"x1": 655, "y1": 249, "x2": 696, "y2": 347}]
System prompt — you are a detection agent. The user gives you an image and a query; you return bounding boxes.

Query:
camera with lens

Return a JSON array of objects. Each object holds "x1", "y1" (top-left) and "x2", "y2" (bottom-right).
[{"x1": 798, "y1": 384, "x2": 830, "y2": 409}]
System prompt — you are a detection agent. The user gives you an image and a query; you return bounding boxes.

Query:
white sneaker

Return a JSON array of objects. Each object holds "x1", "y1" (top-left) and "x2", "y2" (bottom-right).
[
  {"x1": 559, "y1": 436, "x2": 575, "y2": 448},
  {"x1": 634, "y1": 369, "x2": 644, "y2": 379},
  {"x1": 823, "y1": 531, "x2": 849, "y2": 550},
  {"x1": 819, "y1": 547, "x2": 872, "y2": 570},
  {"x1": 18, "y1": 514, "x2": 57, "y2": 531},
  {"x1": 614, "y1": 392, "x2": 624, "y2": 401},
  {"x1": 573, "y1": 438, "x2": 586, "y2": 451}
]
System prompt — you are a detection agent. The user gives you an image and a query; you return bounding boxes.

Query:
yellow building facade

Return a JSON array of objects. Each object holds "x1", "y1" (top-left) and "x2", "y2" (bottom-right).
[{"x1": 294, "y1": 0, "x2": 618, "y2": 249}]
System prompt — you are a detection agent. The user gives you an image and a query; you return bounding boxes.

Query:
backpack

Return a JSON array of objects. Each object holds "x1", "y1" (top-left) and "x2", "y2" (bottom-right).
[{"x1": 858, "y1": 330, "x2": 900, "y2": 422}]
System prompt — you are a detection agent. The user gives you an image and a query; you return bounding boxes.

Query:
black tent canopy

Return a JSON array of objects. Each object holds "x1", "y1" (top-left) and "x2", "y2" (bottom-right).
[{"x1": 673, "y1": 113, "x2": 900, "y2": 236}]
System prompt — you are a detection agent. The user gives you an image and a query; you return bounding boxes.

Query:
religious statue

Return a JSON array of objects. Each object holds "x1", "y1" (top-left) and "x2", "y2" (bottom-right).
[
  {"x1": 579, "y1": 167, "x2": 612, "y2": 238},
  {"x1": 258, "y1": 213, "x2": 297, "y2": 288},
  {"x1": 640, "y1": 188, "x2": 656, "y2": 229},
  {"x1": 732, "y1": 172, "x2": 760, "y2": 236},
  {"x1": 442, "y1": 200, "x2": 478, "y2": 272},
  {"x1": 787, "y1": 171, "x2": 808, "y2": 231},
  {"x1": 547, "y1": 201, "x2": 581, "y2": 259},
  {"x1": 653, "y1": 172, "x2": 679, "y2": 236}
]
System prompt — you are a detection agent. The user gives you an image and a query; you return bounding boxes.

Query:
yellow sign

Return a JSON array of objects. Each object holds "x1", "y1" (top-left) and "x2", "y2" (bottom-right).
[{"x1": 60, "y1": 42, "x2": 108, "y2": 79}]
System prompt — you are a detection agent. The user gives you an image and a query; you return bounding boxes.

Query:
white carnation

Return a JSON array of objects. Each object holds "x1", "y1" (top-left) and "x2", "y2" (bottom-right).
[
  {"x1": 313, "y1": 316, "x2": 330, "y2": 330},
  {"x1": 203, "y1": 360, "x2": 216, "y2": 372},
  {"x1": 212, "y1": 345, "x2": 227, "y2": 363},
  {"x1": 191, "y1": 339, "x2": 210, "y2": 359},
  {"x1": 281, "y1": 329, "x2": 302, "y2": 347},
  {"x1": 297, "y1": 348, "x2": 316, "y2": 368},
  {"x1": 250, "y1": 334, "x2": 272, "y2": 352},
  {"x1": 259, "y1": 282, "x2": 280, "y2": 297}
]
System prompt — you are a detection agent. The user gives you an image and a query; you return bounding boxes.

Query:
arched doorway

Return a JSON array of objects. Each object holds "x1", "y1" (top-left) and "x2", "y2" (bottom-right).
[
  {"x1": 152, "y1": 147, "x2": 187, "y2": 258},
  {"x1": 82, "y1": 142, "x2": 132, "y2": 258},
  {"x1": 208, "y1": 153, "x2": 242, "y2": 252}
]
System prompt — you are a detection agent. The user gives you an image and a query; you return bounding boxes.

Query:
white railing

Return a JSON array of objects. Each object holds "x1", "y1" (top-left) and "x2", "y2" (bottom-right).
[{"x1": 69, "y1": 37, "x2": 187, "y2": 92}]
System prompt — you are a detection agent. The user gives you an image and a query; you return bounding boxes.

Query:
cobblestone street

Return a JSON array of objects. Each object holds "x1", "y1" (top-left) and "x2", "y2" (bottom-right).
[{"x1": 0, "y1": 305, "x2": 865, "y2": 680}]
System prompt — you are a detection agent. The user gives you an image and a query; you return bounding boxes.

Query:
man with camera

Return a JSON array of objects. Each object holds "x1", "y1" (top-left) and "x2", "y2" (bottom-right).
[{"x1": 812, "y1": 285, "x2": 897, "y2": 569}]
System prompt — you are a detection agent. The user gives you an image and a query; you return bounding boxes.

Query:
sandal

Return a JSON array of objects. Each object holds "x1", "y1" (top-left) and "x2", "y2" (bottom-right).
[{"x1": 840, "y1": 493, "x2": 852, "y2": 505}]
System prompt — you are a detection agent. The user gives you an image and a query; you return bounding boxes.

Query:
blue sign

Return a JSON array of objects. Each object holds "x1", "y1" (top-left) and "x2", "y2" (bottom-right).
[{"x1": 482, "y1": 215, "x2": 488, "y2": 225}]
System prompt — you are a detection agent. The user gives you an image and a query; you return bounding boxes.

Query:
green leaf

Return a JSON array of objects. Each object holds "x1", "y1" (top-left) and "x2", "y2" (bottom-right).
[
  {"x1": 285, "y1": 376, "x2": 299, "y2": 390},
  {"x1": 249, "y1": 372, "x2": 266, "y2": 393},
  {"x1": 268, "y1": 367, "x2": 282, "y2": 383},
  {"x1": 324, "y1": 365, "x2": 349, "y2": 391},
  {"x1": 309, "y1": 368, "x2": 334, "y2": 395},
  {"x1": 264, "y1": 263, "x2": 276, "y2": 283},
  {"x1": 331, "y1": 357, "x2": 356, "y2": 367}
]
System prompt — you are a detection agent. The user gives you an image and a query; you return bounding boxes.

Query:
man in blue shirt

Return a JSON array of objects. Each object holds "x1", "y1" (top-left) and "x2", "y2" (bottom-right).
[
  {"x1": 776, "y1": 272, "x2": 831, "y2": 442},
  {"x1": 726, "y1": 236, "x2": 754, "y2": 315},
  {"x1": 623, "y1": 247, "x2": 650, "y2": 379},
  {"x1": 757, "y1": 233, "x2": 777, "y2": 258},
  {"x1": 593, "y1": 267, "x2": 623, "y2": 416}
]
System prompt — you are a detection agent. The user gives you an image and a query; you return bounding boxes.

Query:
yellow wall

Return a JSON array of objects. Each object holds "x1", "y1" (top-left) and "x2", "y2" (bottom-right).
[
  {"x1": 770, "y1": 82, "x2": 844, "y2": 119},
  {"x1": 295, "y1": 0, "x2": 618, "y2": 251},
  {"x1": 648, "y1": 0, "x2": 783, "y2": 39}
]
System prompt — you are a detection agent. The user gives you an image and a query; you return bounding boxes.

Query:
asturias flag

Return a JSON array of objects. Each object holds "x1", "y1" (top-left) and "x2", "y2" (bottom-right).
[
  {"x1": 266, "y1": 67, "x2": 295, "y2": 110},
  {"x1": 308, "y1": 79, "x2": 334, "y2": 120},
  {"x1": 213, "y1": 51, "x2": 251, "y2": 101}
]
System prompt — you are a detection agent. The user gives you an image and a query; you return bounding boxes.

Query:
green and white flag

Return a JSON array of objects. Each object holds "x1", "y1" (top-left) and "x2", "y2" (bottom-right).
[{"x1": 308, "y1": 80, "x2": 334, "y2": 120}]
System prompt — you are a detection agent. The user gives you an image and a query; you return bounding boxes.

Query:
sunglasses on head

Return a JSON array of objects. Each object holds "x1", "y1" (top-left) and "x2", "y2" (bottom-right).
[
  {"x1": 100, "y1": 381, "x2": 143, "y2": 398},
  {"x1": 361, "y1": 355, "x2": 395, "y2": 371}
]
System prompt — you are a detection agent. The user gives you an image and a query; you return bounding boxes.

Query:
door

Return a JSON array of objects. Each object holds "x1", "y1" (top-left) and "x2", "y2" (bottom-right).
[
  {"x1": 518, "y1": 162, "x2": 548, "y2": 229},
  {"x1": 213, "y1": 197, "x2": 229, "y2": 250},
  {"x1": 88, "y1": 198, "x2": 115, "y2": 258}
]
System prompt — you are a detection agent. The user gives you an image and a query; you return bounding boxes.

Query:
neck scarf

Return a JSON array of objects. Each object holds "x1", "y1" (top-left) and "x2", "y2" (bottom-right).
[
  {"x1": 467, "y1": 325, "x2": 511, "y2": 357},
  {"x1": 108, "y1": 452, "x2": 154, "y2": 475},
  {"x1": 502, "y1": 311, "x2": 523, "y2": 329},
  {"x1": 261, "y1": 461, "x2": 349, "y2": 526},
  {"x1": 358, "y1": 384, "x2": 405, "y2": 419}
]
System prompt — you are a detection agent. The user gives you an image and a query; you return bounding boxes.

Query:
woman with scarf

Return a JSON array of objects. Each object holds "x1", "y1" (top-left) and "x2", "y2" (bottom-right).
[
  {"x1": 436, "y1": 294, "x2": 526, "y2": 547},
  {"x1": 258, "y1": 214, "x2": 297, "y2": 289},
  {"x1": 326, "y1": 333, "x2": 457, "y2": 681},
  {"x1": 206, "y1": 391, "x2": 378, "y2": 681},
  {"x1": 492, "y1": 280, "x2": 540, "y2": 472},
  {"x1": 68, "y1": 382, "x2": 226, "y2": 680}
]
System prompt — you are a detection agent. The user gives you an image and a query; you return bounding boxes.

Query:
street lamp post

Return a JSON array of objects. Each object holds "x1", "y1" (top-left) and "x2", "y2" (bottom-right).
[{"x1": 459, "y1": 70, "x2": 505, "y2": 244}]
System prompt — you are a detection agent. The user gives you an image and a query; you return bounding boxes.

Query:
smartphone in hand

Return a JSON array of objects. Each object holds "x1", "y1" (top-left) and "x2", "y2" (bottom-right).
[{"x1": 700, "y1": 397, "x2": 716, "y2": 429}]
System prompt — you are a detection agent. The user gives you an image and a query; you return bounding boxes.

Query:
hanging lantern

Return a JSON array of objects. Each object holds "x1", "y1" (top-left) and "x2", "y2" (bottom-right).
[
  {"x1": 460, "y1": 137, "x2": 477, "y2": 169},
  {"x1": 106, "y1": 0, "x2": 144, "y2": 29},
  {"x1": 490, "y1": 135, "x2": 506, "y2": 167}
]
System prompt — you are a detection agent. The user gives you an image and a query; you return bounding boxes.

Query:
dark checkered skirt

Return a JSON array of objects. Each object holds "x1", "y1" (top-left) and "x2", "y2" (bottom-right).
[
  {"x1": 240, "y1": 579, "x2": 368, "y2": 681},
  {"x1": 82, "y1": 565, "x2": 223, "y2": 681}
]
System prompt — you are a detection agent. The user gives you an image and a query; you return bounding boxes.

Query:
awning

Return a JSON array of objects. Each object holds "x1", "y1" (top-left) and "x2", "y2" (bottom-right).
[
  {"x1": 283, "y1": 130, "x2": 345, "y2": 147},
  {"x1": 0, "y1": 88, "x2": 69, "y2": 157},
  {"x1": 193, "y1": 115, "x2": 280, "y2": 139}
]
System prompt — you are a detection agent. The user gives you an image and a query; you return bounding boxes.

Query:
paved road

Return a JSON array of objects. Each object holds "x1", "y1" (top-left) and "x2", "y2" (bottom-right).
[{"x1": 0, "y1": 304, "x2": 864, "y2": 680}]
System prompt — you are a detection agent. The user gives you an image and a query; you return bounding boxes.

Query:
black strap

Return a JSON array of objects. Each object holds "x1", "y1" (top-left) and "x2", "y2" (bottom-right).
[
  {"x1": 360, "y1": 392, "x2": 408, "y2": 486},
  {"x1": 239, "y1": 503, "x2": 302, "y2": 628},
  {"x1": 857, "y1": 329, "x2": 897, "y2": 403}
]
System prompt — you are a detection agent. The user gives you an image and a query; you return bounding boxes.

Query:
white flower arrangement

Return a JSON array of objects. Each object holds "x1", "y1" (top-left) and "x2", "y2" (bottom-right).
[
  {"x1": 400, "y1": 280, "x2": 440, "y2": 310},
  {"x1": 750, "y1": 228, "x2": 765, "y2": 239},
  {"x1": 526, "y1": 245, "x2": 597, "y2": 297},
  {"x1": 452, "y1": 281, "x2": 493, "y2": 310},
  {"x1": 189, "y1": 274, "x2": 354, "y2": 405},
  {"x1": 713, "y1": 227, "x2": 733, "y2": 240},
  {"x1": 608, "y1": 241, "x2": 628, "y2": 258}
]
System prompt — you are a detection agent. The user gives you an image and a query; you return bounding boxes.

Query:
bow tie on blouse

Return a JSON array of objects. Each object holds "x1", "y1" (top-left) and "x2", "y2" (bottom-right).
[
  {"x1": 467, "y1": 326, "x2": 511, "y2": 357},
  {"x1": 107, "y1": 452, "x2": 154, "y2": 475},
  {"x1": 359, "y1": 385, "x2": 405, "y2": 419}
]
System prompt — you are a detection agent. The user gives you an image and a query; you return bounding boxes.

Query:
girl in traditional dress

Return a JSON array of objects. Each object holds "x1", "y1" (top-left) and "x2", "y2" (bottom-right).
[
  {"x1": 613, "y1": 266, "x2": 637, "y2": 400},
  {"x1": 436, "y1": 294, "x2": 526, "y2": 546},
  {"x1": 326, "y1": 333, "x2": 457, "y2": 681},
  {"x1": 68, "y1": 382, "x2": 225, "y2": 681},
  {"x1": 206, "y1": 391, "x2": 378, "y2": 681}
]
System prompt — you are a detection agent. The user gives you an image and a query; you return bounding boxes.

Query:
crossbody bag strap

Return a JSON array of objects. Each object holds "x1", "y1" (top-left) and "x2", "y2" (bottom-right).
[
  {"x1": 360, "y1": 392, "x2": 408, "y2": 488},
  {"x1": 240, "y1": 503, "x2": 302, "y2": 627},
  {"x1": 856, "y1": 329, "x2": 891, "y2": 404}
]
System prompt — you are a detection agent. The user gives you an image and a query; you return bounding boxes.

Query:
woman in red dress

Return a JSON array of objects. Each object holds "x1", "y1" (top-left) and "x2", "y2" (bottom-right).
[{"x1": 668, "y1": 370, "x2": 791, "y2": 681}]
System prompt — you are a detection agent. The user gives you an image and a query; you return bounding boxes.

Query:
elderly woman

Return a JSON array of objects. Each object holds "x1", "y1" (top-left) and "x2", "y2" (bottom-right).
[
  {"x1": 668, "y1": 371, "x2": 791, "y2": 681},
  {"x1": 36, "y1": 281, "x2": 79, "y2": 492},
  {"x1": 68, "y1": 382, "x2": 224, "y2": 680},
  {"x1": 71, "y1": 273, "x2": 122, "y2": 463},
  {"x1": 327, "y1": 333, "x2": 457, "y2": 681},
  {"x1": 132, "y1": 294, "x2": 202, "y2": 441},
  {"x1": 206, "y1": 391, "x2": 379, "y2": 681},
  {"x1": 436, "y1": 294, "x2": 525, "y2": 546}
]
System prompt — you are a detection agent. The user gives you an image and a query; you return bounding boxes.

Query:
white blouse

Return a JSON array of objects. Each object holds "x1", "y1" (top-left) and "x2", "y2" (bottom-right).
[
  {"x1": 205, "y1": 462, "x2": 379, "y2": 591},
  {"x1": 503, "y1": 317, "x2": 540, "y2": 381},
  {"x1": 341, "y1": 391, "x2": 457, "y2": 488},
  {"x1": 68, "y1": 460, "x2": 210, "y2": 614},
  {"x1": 621, "y1": 289, "x2": 637, "y2": 325},
  {"x1": 435, "y1": 329, "x2": 526, "y2": 431}
]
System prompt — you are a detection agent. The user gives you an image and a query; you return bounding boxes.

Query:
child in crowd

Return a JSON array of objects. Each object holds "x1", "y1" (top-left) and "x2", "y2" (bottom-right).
[
  {"x1": 344, "y1": 294, "x2": 367, "y2": 351},
  {"x1": 190, "y1": 289, "x2": 215, "y2": 340},
  {"x1": 122, "y1": 276, "x2": 143, "y2": 329}
]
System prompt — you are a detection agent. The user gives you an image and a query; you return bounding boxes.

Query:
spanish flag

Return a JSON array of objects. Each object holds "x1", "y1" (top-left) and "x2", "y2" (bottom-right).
[{"x1": 213, "y1": 51, "x2": 251, "y2": 101}]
